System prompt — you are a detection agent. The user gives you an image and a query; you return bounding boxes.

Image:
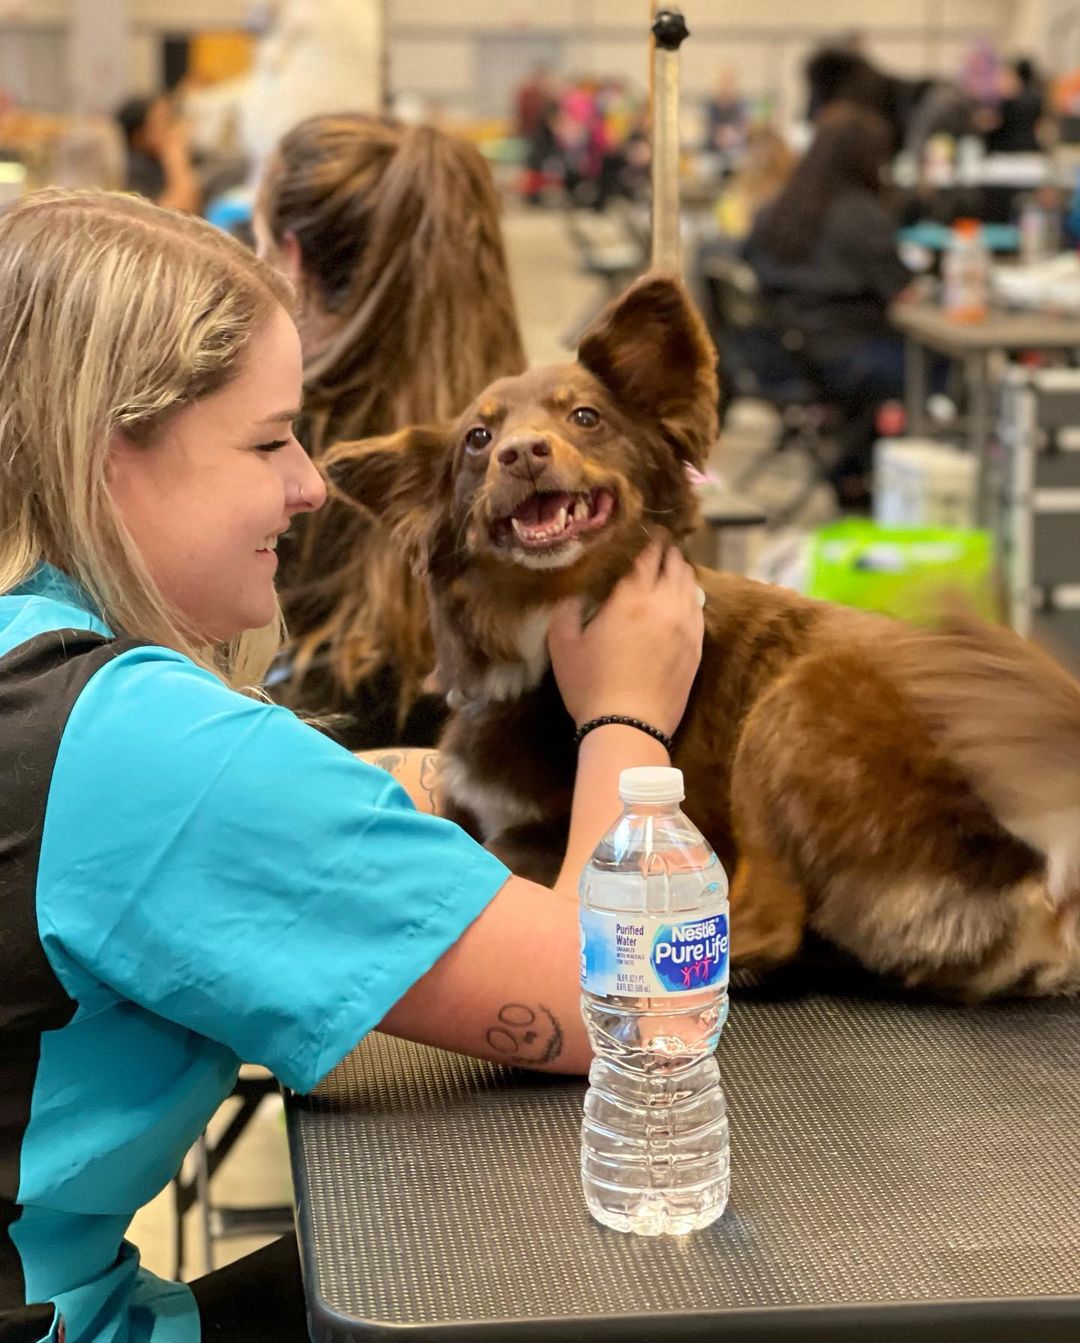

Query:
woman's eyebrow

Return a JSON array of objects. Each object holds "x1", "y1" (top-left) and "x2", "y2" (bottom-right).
[{"x1": 258, "y1": 408, "x2": 302, "y2": 424}]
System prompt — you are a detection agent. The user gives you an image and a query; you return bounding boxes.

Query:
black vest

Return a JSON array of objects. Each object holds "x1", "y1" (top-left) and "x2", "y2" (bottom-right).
[{"x1": 0, "y1": 630, "x2": 143, "y2": 1342}]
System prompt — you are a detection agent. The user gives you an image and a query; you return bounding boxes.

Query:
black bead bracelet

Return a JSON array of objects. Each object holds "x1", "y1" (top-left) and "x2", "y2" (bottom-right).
[{"x1": 573, "y1": 714, "x2": 673, "y2": 754}]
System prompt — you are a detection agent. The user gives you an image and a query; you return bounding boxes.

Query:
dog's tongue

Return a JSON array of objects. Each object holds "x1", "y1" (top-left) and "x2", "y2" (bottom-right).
[{"x1": 513, "y1": 492, "x2": 573, "y2": 526}]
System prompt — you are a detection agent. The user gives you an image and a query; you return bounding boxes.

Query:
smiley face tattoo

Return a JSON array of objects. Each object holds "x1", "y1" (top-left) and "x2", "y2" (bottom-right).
[{"x1": 485, "y1": 1003, "x2": 564, "y2": 1066}]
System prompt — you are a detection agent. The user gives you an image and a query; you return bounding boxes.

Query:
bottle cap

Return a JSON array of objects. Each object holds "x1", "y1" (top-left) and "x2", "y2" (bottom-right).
[{"x1": 618, "y1": 766, "x2": 685, "y2": 804}]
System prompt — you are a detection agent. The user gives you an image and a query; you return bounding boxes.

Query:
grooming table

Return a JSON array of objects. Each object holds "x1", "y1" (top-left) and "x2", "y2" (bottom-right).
[{"x1": 286, "y1": 989, "x2": 1080, "y2": 1341}]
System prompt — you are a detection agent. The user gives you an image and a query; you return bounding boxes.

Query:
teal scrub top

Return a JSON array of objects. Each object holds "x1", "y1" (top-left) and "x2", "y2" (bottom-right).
[{"x1": 0, "y1": 566, "x2": 509, "y2": 1343}]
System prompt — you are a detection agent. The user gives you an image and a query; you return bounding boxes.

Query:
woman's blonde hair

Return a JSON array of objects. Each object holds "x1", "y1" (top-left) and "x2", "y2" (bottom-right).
[
  {"x1": 735, "y1": 124, "x2": 796, "y2": 206},
  {"x1": 258, "y1": 114, "x2": 527, "y2": 716},
  {"x1": 0, "y1": 188, "x2": 294, "y2": 688}
]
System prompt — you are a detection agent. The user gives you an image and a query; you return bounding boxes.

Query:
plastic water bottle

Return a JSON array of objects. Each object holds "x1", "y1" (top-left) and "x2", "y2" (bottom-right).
[
  {"x1": 1018, "y1": 194, "x2": 1061, "y2": 266},
  {"x1": 943, "y1": 218, "x2": 989, "y2": 323},
  {"x1": 579, "y1": 766, "x2": 730, "y2": 1236}
]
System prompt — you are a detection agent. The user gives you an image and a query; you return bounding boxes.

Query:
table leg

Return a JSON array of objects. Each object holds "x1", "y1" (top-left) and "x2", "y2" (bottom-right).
[
  {"x1": 967, "y1": 352, "x2": 992, "y2": 525},
  {"x1": 904, "y1": 334, "x2": 926, "y2": 436}
]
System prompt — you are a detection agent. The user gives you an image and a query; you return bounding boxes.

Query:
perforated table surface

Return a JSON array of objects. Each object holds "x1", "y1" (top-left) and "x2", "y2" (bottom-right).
[{"x1": 285, "y1": 991, "x2": 1080, "y2": 1342}]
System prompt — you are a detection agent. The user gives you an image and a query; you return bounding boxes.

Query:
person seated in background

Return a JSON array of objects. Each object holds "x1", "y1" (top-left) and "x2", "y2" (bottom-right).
[
  {"x1": 983, "y1": 58, "x2": 1047, "y2": 154},
  {"x1": 714, "y1": 123, "x2": 795, "y2": 241},
  {"x1": 742, "y1": 104, "x2": 914, "y2": 508},
  {"x1": 115, "y1": 93, "x2": 201, "y2": 213},
  {"x1": 704, "y1": 66, "x2": 749, "y2": 158},
  {"x1": 253, "y1": 114, "x2": 527, "y2": 749},
  {"x1": 804, "y1": 47, "x2": 905, "y2": 146}
]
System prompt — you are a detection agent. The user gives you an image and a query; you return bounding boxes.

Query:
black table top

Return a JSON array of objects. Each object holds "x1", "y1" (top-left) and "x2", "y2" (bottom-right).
[{"x1": 285, "y1": 989, "x2": 1080, "y2": 1342}]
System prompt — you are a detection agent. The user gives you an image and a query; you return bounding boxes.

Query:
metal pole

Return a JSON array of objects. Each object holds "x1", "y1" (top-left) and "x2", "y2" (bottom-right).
[{"x1": 649, "y1": 7, "x2": 690, "y2": 273}]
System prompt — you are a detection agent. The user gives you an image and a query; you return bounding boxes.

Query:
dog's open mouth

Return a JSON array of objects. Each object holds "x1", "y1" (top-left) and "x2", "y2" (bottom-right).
[{"x1": 492, "y1": 488, "x2": 615, "y2": 551}]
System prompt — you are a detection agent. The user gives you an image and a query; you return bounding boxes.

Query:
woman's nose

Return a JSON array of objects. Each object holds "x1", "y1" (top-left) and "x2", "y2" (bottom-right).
[{"x1": 291, "y1": 444, "x2": 328, "y2": 512}]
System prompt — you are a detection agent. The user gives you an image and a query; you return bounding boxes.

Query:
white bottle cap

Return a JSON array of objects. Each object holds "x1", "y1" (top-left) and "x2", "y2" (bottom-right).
[{"x1": 618, "y1": 766, "x2": 685, "y2": 804}]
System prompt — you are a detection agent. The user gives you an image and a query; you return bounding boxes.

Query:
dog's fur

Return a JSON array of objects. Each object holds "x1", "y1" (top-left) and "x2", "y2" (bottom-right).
[{"x1": 325, "y1": 274, "x2": 1080, "y2": 999}]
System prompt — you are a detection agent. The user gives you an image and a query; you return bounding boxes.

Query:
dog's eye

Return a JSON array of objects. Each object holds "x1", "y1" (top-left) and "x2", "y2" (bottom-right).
[
  {"x1": 464, "y1": 426, "x2": 493, "y2": 453},
  {"x1": 570, "y1": 406, "x2": 600, "y2": 428}
]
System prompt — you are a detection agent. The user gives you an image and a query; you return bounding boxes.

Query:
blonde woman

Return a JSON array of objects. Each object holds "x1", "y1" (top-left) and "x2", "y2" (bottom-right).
[
  {"x1": 254, "y1": 114, "x2": 528, "y2": 750},
  {"x1": 713, "y1": 123, "x2": 795, "y2": 241},
  {"x1": 0, "y1": 190, "x2": 702, "y2": 1343}
]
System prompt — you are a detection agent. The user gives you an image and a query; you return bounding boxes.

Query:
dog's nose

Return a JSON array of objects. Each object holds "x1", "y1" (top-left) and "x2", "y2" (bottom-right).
[{"x1": 497, "y1": 437, "x2": 551, "y2": 469}]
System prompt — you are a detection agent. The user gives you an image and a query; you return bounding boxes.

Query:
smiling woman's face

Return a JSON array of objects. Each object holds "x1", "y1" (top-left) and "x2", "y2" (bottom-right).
[{"x1": 106, "y1": 305, "x2": 326, "y2": 643}]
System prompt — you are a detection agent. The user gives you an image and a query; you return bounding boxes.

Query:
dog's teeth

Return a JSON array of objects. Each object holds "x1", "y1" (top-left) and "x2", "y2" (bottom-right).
[
  {"x1": 510, "y1": 510, "x2": 578, "y2": 546},
  {"x1": 574, "y1": 497, "x2": 589, "y2": 522}
]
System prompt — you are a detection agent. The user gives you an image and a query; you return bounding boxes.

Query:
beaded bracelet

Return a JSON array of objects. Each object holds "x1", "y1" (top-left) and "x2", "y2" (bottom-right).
[{"x1": 573, "y1": 714, "x2": 673, "y2": 754}]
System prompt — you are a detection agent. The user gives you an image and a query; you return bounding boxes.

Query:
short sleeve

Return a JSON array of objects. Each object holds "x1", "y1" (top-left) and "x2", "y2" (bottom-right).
[{"x1": 36, "y1": 646, "x2": 509, "y2": 1092}]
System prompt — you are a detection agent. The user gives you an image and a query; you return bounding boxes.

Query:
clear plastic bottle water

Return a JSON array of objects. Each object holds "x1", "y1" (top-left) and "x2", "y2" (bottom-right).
[
  {"x1": 579, "y1": 766, "x2": 730, "y2": 1236},
  {"x1": 943, "y1": 218, "x2": 989, "y2": 323}
]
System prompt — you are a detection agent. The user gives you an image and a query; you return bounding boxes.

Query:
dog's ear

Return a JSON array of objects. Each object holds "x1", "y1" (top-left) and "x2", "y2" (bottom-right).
[
  {"x1": 322, "y1": 426, "x2": 453, "y2": 548},
  {"x1": 577, "y1": 272, "x2": 719, "y2": 470}
]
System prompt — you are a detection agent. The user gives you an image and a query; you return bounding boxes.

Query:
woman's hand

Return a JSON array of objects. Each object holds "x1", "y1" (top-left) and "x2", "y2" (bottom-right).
[{"x1": 548, "y1": 542, "x2": 704, "y2": 738}]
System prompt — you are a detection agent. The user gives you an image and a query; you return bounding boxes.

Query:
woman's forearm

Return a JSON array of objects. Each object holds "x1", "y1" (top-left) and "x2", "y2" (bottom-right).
[
  {"x1": 552, "y1": 724, "x2": 668, "y2": 899},
  {"x1": 360, "y1": 730, "x2": 665, "y2": 898}
]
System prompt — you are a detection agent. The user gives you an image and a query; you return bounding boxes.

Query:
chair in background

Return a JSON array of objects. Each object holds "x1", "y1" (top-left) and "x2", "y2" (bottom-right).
[
  {"x1": 698, "y1": 248, "x2": 841, "y2": 525},
  {"x1": 560, "y1": 198, "x2": 648, "y2": 348},
  {"x1": 170, "y1": 1068, "x2": 294, "y2": 1279}
]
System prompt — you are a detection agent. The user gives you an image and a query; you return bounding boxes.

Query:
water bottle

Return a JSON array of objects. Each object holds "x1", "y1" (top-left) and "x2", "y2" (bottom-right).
[
  {"x1": 579, "y1": 766, "x2": 730, "y2": 1236},
  {"x1": 943, "y1": 218, "x2": 989, "y2": 323},
  {"x1": 1018, "y1": 194, "x2": 1062, "y2": 266},
  {"x1": 1019, "y1": 195, "x2": 1050, "y2": 265}
]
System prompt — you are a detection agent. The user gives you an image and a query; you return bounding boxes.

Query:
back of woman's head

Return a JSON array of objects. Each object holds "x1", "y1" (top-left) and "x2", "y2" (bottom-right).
[
  {"x1": 0, "y1": 188, "x2": 292, "y2": 684},
  {"x1": 805, "y1": 49, "x2": 899, "y2": 129},
  {"x1": 756, "y1": 104, "x2": 894, "y2": 264},
  {"x1": 257, "y1": 115, "x2": 527, "y2": 712},
  {"x1": 258, "y1": 113, "x2": 526, "y2": 449}
]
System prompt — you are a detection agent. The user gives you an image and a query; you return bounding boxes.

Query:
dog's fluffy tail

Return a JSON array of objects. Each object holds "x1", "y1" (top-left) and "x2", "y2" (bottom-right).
[{"x1": 887, "y1": 615, "x2": 1080, "y2": 903}]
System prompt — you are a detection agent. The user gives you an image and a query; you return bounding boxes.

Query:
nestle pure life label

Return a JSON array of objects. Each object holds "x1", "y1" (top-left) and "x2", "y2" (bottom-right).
[{"x1": 581, "y1": 887, "x2": 729, "y2": 997}]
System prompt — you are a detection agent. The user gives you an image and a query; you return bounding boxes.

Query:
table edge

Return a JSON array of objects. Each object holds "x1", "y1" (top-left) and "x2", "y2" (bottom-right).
[{"x1": 285, "y1": 1092, "x2": 1080, "y2": 1341}]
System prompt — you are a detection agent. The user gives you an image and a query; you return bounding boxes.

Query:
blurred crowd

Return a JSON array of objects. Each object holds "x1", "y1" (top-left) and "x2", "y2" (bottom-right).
[
  {"x1": 0, "y1": 24, "x2": 1078, "y2": 530},
  {"x1": 514, "y1": 65, "x2": 651, "y2": 210},
  {"x1": 694, "y1": 38, "x2": 1080, "y2": 509},
  {"x1": 507, "y1": 37, "x2": 1080, "y2": 221}
]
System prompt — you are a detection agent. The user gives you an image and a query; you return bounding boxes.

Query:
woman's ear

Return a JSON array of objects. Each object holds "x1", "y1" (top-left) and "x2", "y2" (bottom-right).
[
  {"x1": 280, "y1": 231, "x2": 305, "y2": 290},
  {"x1": 104, "y1": 428, "x2": 144, "y2": 488}
]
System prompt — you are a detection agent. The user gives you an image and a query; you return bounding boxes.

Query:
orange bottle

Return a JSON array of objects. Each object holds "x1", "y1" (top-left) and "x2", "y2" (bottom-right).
[{"x1": 942, "y1": 218, "x2": 989, "y2": 323}]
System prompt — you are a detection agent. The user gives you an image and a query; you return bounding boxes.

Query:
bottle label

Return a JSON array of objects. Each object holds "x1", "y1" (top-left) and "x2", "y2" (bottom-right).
[{"x1": 580, "y1": 900, "x2": 729, "y2": 997}]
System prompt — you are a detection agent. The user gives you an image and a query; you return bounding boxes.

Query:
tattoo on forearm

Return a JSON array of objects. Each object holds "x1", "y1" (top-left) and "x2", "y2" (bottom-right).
[
  {"x1": 485, "y1": 1003, "x2": 563, "y2": 1066},
  {"x1": 419, "y1": 752, "x2": 440, "y2": 810},
  {"x1": 372, "y1": 751, "x2": 403, "y2": 777}
]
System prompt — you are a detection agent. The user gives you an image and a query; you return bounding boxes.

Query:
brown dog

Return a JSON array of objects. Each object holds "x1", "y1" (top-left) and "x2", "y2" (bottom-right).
[{"x1": 325, "y1": 273, "x2": 1080, "y2": 999}]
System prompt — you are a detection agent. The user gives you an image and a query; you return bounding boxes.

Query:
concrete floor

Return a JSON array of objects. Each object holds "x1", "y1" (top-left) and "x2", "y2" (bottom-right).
[{"x1": 129, "y1": 200, "x2": 836, "y2": 1283}]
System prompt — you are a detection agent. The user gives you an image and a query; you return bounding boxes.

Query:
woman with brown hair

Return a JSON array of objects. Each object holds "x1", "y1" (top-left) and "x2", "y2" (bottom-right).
[
  {"x1": 254, "y1": 113, "x2": 527, "y2": 747},
  {"x1": 742, "y1": 104, "x2": 914, "y2": 505}
]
